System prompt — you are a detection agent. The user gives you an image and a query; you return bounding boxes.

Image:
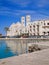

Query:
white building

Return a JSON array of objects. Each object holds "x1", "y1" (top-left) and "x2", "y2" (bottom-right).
[
  {"x1": 27, "y1": 20, "x2": 49, "y2": 36},
  {"x1": 7, "y1": 15, "x2": 49, "y2": 37},
  {"x1": 7, "y1": 22, "x2": 22, "y2": 36}
]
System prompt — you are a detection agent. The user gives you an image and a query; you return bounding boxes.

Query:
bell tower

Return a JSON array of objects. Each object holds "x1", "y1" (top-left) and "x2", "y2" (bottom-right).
[
  {"x1": 21, "y1": 16, "x2": 25, "y2": 26},
  {"x1": 26, "y1": 15, "x2": 31, "y2": 26}
]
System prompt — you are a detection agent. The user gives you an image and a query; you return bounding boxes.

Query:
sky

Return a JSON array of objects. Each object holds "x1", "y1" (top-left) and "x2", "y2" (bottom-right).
[{"x1": 0, "y1": 0, "x2": 49, "y2": 35}]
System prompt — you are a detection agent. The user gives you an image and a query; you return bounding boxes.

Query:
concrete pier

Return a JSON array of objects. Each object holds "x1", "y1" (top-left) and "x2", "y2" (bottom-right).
[{"x1": 0, "y1": 48, "x2": 49, "y2": 65}]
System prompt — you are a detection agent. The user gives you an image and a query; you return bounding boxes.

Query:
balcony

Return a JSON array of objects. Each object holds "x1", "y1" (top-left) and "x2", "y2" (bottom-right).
[{"x1": 42, "y1": 25, "x2": 49, "y2": 28}]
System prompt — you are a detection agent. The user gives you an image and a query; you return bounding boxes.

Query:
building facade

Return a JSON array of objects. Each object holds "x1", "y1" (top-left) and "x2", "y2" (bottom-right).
[{"x1": 7, "y1": 15, "x2": 49, "y2": 36}]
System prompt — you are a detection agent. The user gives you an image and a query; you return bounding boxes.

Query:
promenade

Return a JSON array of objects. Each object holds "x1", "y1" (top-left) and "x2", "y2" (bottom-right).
[
  {"x1": 0, "y1": 38, "x2": 49, "y2": 65},
  {"x1": 0, "y1": 48, "x2": 49, "y2": 65}
]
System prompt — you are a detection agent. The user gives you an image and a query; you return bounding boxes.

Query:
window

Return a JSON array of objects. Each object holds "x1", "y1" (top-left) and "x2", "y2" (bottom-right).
[
  {"x1": 33, "y1": 33, "x2": 35, "y2": 36},
  {"x1": 41, "y1": 22, "x2": 42, "y2": 24},
  {"x1": 37, "y1": 25, "x2": 39, "y2": 31},
  {"x1": 16, "y1": 30, "x2": 17, "y2": 32},
  {"x1": 25, "y1": 29, "x2": 27, "y2": 32},
  {"x1": 22, "y1": 18, "x2": 24, "y2": 20},
  {"x1": 47, "y1": 23, "x2": 49, "y2": 25},
  {"x1": 43, "y1": 32, "x2": 46, "y2": 35},
  {"x1": 37, "y1": 28, "x2": 39, "y2": 31},
  {"x1": 30, "y1": 29, "x2": 32, "y2": 32},
  {"x1": 37, "y1": 25, "x2": 39, "y2": 27},
  {"x1": 44, "y1": 21, "x2": 45, "y2": 25},
  {"x1": 44, "y1": 22, "x2": 45, "y2": 25},
  {"x1": 30, "y1": 26, "x2": 32, "y2": 28},
  {"x1": 33, "y1": 28, "x2": 35, "y2": 31},
  {"x1": 37, "y1": 33, "x2": 39, "y2": 35},
  {"x1": 20, "y1": 30, "x2": 21, "y2": 32},
  {"x1": 33, "y1": 25, "x2": 35, "y2": 27},
  {"x1": 47, "y1": 31, "x2": 49, "y2": 35},
  {"x1": 27, "y1": 16, "x2": 30, "y2": 19}
]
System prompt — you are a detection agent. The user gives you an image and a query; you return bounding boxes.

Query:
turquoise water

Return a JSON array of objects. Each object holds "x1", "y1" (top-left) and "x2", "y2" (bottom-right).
[{"x1": 0, "y1": 40, "x2": 28, "y2": 59}]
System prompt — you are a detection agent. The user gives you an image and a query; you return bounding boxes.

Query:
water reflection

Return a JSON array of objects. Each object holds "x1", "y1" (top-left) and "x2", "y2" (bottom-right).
[
  {"x1": 0, "y1": 41, "x2": 15, "y2": 59},
  {"x1": 0, "y1": 38, "x2": 48, "y2": 59},
  {"x1": 5, "y1": 40, "x2": 28, "y2": 55},
  {"x1": 0, "y1": 40, "x2": 28, "y2": 59}
]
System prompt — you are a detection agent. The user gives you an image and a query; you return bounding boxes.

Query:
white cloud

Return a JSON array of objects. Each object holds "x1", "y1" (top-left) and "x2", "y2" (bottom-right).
[
  {"x1": 0, "y1": 8, "x2": 36, "y2": 17},
  {"x1": 15, "y1": 10, "x2": 36, "y2": 14},
  {"x1": 7, "y1": 0, "x2": 30, "y2": 4},
  {"x1": 7, "y1": 0, "x2": 31, "y2": 7},
  {"x1": 0, "y1": 10, "x2": 20, "y2": 16},
  {"x1": 0, "y1": 6, "x2": 10, "y2": 11},
  {"x1": 36, "y1": 0, "x2": 49, "y2": 7},
  {"x1": 0, "y1": 6, "x2": 49, "y2": 19}
]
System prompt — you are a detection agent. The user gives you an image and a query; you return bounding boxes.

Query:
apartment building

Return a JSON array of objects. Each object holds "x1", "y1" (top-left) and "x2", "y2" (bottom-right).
[{"x1": 7, "y1": 15, "x2": 49, "y2": 36}]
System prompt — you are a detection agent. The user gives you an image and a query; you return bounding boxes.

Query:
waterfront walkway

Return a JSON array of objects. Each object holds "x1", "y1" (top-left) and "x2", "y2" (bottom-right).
[
  {"x1": 0, "y1": 38, "x2": 49, "y2": 65},
  {"x1": 0, "y1": 48, "x2": 49, "y2": 65}
]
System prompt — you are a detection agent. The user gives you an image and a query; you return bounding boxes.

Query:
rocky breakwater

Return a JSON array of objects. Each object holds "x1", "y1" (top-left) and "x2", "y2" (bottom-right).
[{"x1": 28, "y1": 44, "x2": 41, "y2": 53}]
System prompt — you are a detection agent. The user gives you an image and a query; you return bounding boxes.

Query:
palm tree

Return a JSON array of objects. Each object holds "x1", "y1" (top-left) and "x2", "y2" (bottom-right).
[{"x1": 4, "y1": 27, "x2": 9, "y2": 36}]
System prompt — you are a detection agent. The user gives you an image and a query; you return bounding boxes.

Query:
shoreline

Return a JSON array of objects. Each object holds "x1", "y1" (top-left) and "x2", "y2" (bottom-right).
[
  {"x1": 0, "y1": 48, "x2": 49, "y2": 65},
  {"x1": 0, "y1": 38, "x2": 49, "y2": 40}
]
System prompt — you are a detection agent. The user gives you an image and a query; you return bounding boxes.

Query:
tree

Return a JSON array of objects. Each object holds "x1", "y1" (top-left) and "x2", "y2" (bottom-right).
[{"x1": 4, "y1": 27, "x2": 9, "y2": 36}]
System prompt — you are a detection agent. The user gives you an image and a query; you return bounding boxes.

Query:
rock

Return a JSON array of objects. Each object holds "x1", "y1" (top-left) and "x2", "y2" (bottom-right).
[{"x1": 28, "y1": 44, "x2": 41, "y2": 53}]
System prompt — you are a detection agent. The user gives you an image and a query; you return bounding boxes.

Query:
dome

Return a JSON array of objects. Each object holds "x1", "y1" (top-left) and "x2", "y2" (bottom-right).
[
  {"x1": 9, "y1": 23, "x2": 16, "y2": 28},
  {"x1": 16, "y1": 22, "x2": 21, "y2": 26}
]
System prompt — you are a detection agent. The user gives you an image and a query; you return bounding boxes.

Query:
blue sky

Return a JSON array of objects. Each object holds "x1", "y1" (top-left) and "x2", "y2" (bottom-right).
[{"x1": 0, "y1": 0, "x2": 49, "y2": 35}]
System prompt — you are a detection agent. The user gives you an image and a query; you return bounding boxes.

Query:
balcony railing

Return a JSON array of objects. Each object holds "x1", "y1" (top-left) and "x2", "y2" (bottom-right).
[{"x1": 42, "y1": 25, "x2": 49, "y2": 28}]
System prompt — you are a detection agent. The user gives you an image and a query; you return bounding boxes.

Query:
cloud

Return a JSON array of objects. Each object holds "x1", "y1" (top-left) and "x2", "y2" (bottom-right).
[
  {"x1": 0, "y1": 6, "x2": 49, "y2": 18},
  {"x1": 7, "y1": 0, "x2": 30, "y2": 4},
  {"x1": 0, "y1": 0, "x2": 49, "y2": 20},
  {"x1": 7, "y1": 0, "x2": 31, "y2": 7},
  {"x1": 0, "y1": 9, "x2": 36, "y2": 16},
  {"x1": 36, "y1": 0, "x2": 49, "y2": 7},
  {"x1": 37, "y1": 10, "x2": 49, "y2": 16},
  {"x1": 0, "y1": 6, "x2": 10, "y2": 11},
  {"x1": 0, "y1": 10, "x2": 20, "y2": 16},
  {"x1": 15, "y1": 10, "x2": 36, "y2": 14},
  {"x1": 0, "y1": 5, "x2": 36, "y2": 16}
]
